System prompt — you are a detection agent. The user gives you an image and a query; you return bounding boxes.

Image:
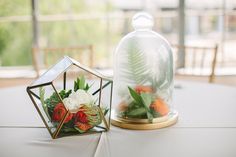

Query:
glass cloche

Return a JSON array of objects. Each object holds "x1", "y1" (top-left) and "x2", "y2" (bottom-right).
[{"x1": 111, "y1": 12, "x2": 178, "y2": 129}]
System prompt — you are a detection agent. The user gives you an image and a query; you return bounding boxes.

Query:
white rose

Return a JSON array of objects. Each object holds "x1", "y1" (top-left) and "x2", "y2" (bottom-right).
[
  {"x1": 63, "y1": 97, "x2": 78, "y2": 113},
  {"x1": 63, "y1": 89, "x2": 93, "y2": 113},
  {"x1": 72, "y1": 89, "x2": 93, "y2": 106}
]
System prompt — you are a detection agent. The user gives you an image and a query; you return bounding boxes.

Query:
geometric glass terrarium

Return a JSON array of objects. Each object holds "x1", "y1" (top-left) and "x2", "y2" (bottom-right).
[
  {"x1": 27, "y1": 56, "x2": 113, "y2": 138},
  {"x1": 111, "y1": 12, "x2": 178, "y2": 129}
]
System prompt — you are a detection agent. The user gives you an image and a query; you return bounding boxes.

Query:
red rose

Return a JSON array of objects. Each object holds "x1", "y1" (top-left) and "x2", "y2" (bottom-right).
[
  {"x1": 74, "y1": 111, "x2": 88, "y2": 123},
  {"x1": 52, "y1": 103, "x2": 73, "y2": 123}
]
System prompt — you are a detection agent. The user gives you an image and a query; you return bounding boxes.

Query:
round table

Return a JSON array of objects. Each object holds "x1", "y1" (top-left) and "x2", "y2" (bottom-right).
[{"x1": 0, "y1": 81, "x2": 236, "y2": 157}]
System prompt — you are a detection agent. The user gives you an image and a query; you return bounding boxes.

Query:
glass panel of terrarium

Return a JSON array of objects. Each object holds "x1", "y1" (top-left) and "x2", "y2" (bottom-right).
[
  {"x1": 31, "y1": 56, "x2": 72, "y2": 86},
  {"x1": 99, "y1": 79, "x2": 112, "y2": 129},
  {"x1": 70, "y1": 57, "x2": 103, "y2": 78},
  {"x1": 88, "y1": 78, "x2": 109, "y2": 131},
  {"x1": 30, "y1": 84, "x2": 57, "y2": 134}
]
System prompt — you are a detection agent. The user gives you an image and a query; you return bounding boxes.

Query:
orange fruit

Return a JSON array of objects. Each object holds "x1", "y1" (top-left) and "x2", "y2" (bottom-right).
[
  {"x1": 135, "y1": 85, "x2": 153, "y2": 94},
  {"x1": 150, "y1": 99, "x2": 169, "y2": 116}
]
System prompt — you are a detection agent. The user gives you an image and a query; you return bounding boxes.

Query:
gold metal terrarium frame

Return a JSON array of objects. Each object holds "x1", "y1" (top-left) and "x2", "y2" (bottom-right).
[{"x1": 27, "y1": 56, "x2": 113, "y2": 139}]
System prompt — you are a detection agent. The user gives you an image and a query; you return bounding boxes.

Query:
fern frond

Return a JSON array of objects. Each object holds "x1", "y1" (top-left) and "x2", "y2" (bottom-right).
[
  {"x1": 120, "y1": 39, "x2": 149, "y2": 85},
  {"x1": 119, "y1": 38, "x2": 173, "y2": 93}
]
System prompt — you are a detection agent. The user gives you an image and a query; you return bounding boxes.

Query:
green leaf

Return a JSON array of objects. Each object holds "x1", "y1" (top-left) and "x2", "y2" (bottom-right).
[
  {"x1": 74, "y1": 126, "x2": 86, "y2": 133},
  {"x1": 74, "y1": 76, "x2": 91, "y2": 92},
  {"x1": 61, "y1": 127, "x2": 77, "y2": 133},
  {"x1": 44, "y1": 89, "x2": 71, "y2": 117},
  {"x1": 141, "y1": 93, "x2": 154, "y2": 123},
  {"x1": 103, "y1": 108, "x2": 109, "y2": 116},
  {"x1": 140, "y1": 93, "x2": 152, "y2": 109},
  {"x1": 85, "y1": 83, "x2": 89, "y2": 91},
  {"x1": 79, "y1": 75, "x2": 85, "y2": 89},
  {"x1": 39, "y1": 87, "x2": 45, "y2": 105},
  {"x1": 147, "y1": 112, "x2": 154, "y2": 123},
  {"x1": 126, "y1": 107, "x2": 147, "y2": 117},
  {"x1": 127, "y1": 101, "x2": 139, "y2": 110},
  {"x1": 74, "y1": 81, "x2": 77, "y2": 92},
  {"x1": 39, "y1": 87, "x2": 50, "y2": 119},
  {"x1": 150, "y1": 109, "x2": 161, "y2": 118},
  {"x1": 74, "y1": 78, "x2": 80, "y2": 92},
  {"x1": 128, "y1": 86, "x2": 143, "y2": 105},
  {"x1": 127, "y1": 87, "x2": 154, "y2": 120},
  {"x1": 63, "y1": 119, "x2": 74, "y2": 128}
]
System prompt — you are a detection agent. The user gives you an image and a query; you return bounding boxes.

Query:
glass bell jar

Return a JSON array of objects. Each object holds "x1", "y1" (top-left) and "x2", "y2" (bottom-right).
[{"x1": 111, "y1": 12, "x2": 178, "y2": 129}]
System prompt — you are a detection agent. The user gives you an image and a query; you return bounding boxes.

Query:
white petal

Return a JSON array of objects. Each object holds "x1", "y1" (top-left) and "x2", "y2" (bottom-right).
[
  {"x1": 63, "y1": 98, "x2": 78, "y2": 113},
  {"x1": 74, "y1": 90, "x2": 93, "y2": 106}
]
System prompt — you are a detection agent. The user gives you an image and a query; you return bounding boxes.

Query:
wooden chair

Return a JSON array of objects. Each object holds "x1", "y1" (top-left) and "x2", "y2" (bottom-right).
[
  {"x1": 172, "y1": 44, "x2": 218, "y2": 83},
  {"x1": 32, "y1": 45, "x2": 94, "y2": 77}
]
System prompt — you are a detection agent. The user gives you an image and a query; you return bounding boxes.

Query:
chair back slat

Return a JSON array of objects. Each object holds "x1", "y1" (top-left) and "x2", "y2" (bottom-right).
[
  {"x1": 191, "y1": 47, "x2": 197, "y2": 69},
  {"x1": 200, "y1": 48, "x2": 206, "y2": 75},
  {"x1": 32, "y1": 45, "x2": 94, "y2": 77},
  {"x1": 172, "y1": 44, "x2": 218, "y2": 83}
]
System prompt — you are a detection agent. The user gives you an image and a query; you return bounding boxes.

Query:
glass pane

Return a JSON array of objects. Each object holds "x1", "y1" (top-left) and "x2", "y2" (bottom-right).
[
  {"x1": 32, "y1": 57, "x2": 72, "y2": 86},
  {"x1": 29, "y1": 84, "x2": 58, "y2": 135}
]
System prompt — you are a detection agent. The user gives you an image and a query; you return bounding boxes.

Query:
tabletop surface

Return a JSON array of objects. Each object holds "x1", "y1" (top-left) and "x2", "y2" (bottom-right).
[{"x1": 0, "y1": 81, "x2": 236, "y2": 157}]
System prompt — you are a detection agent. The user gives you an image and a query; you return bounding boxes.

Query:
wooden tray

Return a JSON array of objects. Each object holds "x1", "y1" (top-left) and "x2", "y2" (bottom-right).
[{"x1": 111, "y1": 110, "x2": 178, "y2": 130}]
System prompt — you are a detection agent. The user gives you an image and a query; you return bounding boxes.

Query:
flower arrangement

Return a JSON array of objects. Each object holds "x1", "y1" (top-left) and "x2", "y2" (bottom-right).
[
  {"x1": 117, "y1": 85, "x2": 169, "y2": 122},
  {"x1": 40, "y1": 76, "x2": 108, "y2": 133},
  {"x1": 118, "y1": 85, "x2": 169, "y2": 122}
]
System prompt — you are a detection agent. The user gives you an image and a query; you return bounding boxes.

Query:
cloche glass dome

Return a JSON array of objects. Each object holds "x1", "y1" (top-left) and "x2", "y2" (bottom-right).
[{"x1": 111, "y1": 12, "x2": 178, "y2": 129}]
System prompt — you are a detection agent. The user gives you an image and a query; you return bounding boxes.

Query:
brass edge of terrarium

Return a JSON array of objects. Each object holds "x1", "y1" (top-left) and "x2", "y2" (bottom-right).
[{"x1": 111, "y1": 110, "x2": 178, "y2": 130}]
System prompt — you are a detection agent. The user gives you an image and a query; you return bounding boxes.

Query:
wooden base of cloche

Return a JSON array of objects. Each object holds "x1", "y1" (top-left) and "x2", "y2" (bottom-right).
[{"x1": 111, "y1": 110, "x2": 178, "y2": 130}]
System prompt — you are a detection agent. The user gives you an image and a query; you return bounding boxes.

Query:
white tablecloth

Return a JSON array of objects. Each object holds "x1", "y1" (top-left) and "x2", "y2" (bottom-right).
[{"x1": 0, "y1": 81, "x2": 236, "y2": 157}]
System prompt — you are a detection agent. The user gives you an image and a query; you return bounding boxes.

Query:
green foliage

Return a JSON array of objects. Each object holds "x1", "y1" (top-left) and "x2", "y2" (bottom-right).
[
  {"x1": 126, "y1": 107, "x2": 146, "y2": 117},
  {"x1": 0, "y1": 0, "x2": 114, "y2": 66},
  {"x1": 128, "y1": 87, "x2": 143, "y2": 105},
  {"x1": 0, "y1": 22, "x2": 32, "y2": 66},
  {"x1": 74, "y1": 75, "x2": 90, "y2": 92},
  {"x1": 39, "y1": 87, "x2": 50, "y2": 119},
  {"x1": 61, "y1": 126, "x2": 77, "y2": 133},
  {"x1": 0, "y1": 0, "x2": 31, "y2": 65},
  {"x1": 140, "y1": 93, "x2": 154, "y2": 122},
  {"x1": 0, "y1": 28, "x2": 9, "y2": 56},
  {"x1": 103, "y1": 108, "x2": 109, "y2": 116},
  {"x1": 84, "y1": 106, "x2": 102, "y2": 125},
  {"x1": 119, "y1": 39, "x2": 173, "y2": 93},
  {"x1": 124, "y1": 87, "x2": 154, "y2": 122},
  {"x1": 74, "y1": 126, "x2": 86, "y2": 133},
  {"x1": 40, "y1": 76, "x2": 90, "y2": 118},
  {"x1": 140, "y1": 93, "x2": 152, "y2": 109},
  {"x1": 0, "y1": 0, "x2": 30, "y2": 16},
  {"x1": 44, "y1": 89, "x2": 72, "y2": 117},
  {"x1": 150, "y1": 46, "x2": 173, "y2": 91},
  {"x1": 38, "y1": 76, "x2": 109, "y2": 134},
  {"x1": 121, "y1": 40, "x2": 149, "y2": 84}
]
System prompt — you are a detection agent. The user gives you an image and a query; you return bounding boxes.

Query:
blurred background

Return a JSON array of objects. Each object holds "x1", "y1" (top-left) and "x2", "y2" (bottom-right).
[{"x1": 0, "y1": 0, "x2": 235, "y2": 87}]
